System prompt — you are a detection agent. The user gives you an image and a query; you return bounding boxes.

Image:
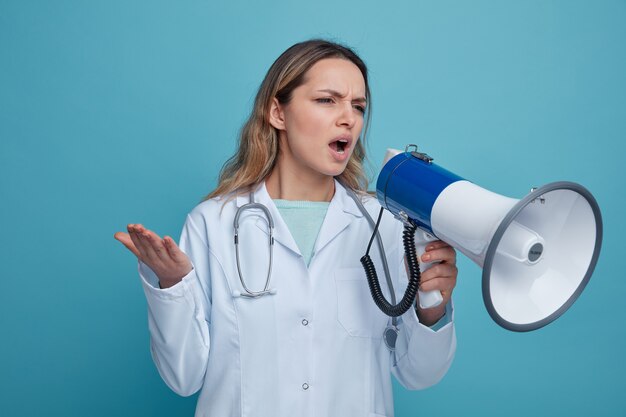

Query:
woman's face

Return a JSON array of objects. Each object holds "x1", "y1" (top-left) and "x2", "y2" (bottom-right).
[{"x1": 270, "y1": 58, "x2": 367, "y2": 180}]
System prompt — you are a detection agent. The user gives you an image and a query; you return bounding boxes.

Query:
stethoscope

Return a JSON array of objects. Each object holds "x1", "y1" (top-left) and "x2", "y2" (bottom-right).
[
  {"x1": 232, "y1": 193, "x2": 277, "y2": 298},
  {"x1": 231, "y1": 183, "x2": 401, "y2": 350}
]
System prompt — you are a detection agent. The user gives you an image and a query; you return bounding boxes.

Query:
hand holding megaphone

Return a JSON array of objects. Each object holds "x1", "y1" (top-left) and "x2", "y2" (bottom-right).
[
  {"x1": 414, "y1": 230, "x2": 457, "y2": 313},
  {"x1": 415, "y1": 230, "x2": 444, "y2": 309}
]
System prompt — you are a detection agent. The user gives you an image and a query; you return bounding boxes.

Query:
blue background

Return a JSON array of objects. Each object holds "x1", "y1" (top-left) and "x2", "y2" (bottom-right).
[{"x1": 1, "y1": 1, "x2": 624, "y2": 416}]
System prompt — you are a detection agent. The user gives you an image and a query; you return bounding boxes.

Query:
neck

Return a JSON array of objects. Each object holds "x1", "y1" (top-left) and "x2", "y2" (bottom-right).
[{"x1": 266, "y1": 163, "x2": 335, "y2": 202}]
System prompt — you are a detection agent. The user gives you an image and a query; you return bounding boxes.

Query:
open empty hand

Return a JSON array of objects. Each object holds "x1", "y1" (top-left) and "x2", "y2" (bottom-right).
[{"x1": 114, "y1": 224, "x2": 192, "y2": 288}]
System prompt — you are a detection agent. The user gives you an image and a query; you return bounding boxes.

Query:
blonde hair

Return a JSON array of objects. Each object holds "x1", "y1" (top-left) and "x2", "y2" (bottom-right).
[{"x1": 204, "y1": 39, "x2": 372, "y2": 201}]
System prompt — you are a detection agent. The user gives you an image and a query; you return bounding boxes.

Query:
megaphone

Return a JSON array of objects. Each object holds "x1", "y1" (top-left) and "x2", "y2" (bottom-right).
[{"x1": 376, "y1": 145, "x2": 603, "y2": 332}]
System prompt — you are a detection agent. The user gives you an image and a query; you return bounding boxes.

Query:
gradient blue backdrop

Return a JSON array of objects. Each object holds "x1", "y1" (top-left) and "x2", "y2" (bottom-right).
[{"x1": 1, "y1": 1, "x2": 624, "y2": 416}]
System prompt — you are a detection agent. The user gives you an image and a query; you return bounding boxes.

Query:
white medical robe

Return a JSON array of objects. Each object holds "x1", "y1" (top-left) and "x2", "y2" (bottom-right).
[{"x1": 138, "y1": 180, "x2": 456, "y2": 417}]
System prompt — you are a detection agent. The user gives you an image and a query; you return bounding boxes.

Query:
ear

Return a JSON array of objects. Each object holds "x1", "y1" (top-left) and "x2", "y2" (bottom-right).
[{"x1": 268, "y1": 97, "x2": 286, "y2": 131}]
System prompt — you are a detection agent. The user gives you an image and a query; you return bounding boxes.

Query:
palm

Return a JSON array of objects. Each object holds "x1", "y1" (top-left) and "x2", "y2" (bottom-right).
[{"x1": 114, "y1": 224, "x2": 192, "y2": 288}]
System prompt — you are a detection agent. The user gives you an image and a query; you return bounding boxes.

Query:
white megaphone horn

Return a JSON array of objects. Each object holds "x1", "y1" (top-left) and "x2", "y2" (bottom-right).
[{"x1": 377, "y1": 145, "x2": 603, "y2": 332}]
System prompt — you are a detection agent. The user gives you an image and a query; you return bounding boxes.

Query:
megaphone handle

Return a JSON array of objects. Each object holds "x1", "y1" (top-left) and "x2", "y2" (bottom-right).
[
  {"x1": 418, "y1": 288, "x2": 443, "y2": 309},
  {"x1": 415, "y1": 231, "x2": 444, "y2": 309}
]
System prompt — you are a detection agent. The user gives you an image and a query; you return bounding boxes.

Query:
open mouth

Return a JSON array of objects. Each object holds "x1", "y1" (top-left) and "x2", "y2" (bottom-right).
[{"x1": 329, "y1": 139, "x2": 349, "y2": 154}]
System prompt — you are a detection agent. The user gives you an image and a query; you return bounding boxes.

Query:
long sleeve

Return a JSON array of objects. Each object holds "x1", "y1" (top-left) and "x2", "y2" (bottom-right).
[
  {"x1": 390, "y1": 234, "x2": 457, "y2": 390},
  {"x1": 137, "y1": 213, "x2": 212, "y2": 396},
  {"x1": 391, "y1": 302, "x2": 456, "y2": 390}
]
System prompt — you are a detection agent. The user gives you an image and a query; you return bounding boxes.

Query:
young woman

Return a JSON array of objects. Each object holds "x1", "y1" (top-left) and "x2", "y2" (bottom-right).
[{"x1": 115, "y1": 39, "x2": 458, "y2": 417}]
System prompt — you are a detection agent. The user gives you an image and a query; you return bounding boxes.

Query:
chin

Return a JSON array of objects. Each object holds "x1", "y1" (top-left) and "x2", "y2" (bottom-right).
[
  {"x1": 312, "y1": 157, "x2": 351, "y2": 178},
  {"x1": 321, "y1": 165, "x2": 348, "y2": 178}
]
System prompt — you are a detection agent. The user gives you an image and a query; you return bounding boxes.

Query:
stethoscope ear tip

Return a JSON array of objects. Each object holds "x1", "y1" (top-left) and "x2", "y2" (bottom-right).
[
  {"x1": 232, "y1": 290, "x2": 242, "y2": 298},
  {"x1": 269, "y1": 288, "x2": 278, "y2": 295}
]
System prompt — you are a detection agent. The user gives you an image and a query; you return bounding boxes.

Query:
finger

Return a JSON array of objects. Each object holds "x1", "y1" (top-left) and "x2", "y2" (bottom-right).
[
  {"x1": 163, "y1": 236, "x2": 188, "y2": 264},
  {"x1": 424, "y1": 240, "x2": 452, "y2": 251},
  {"x1": 128, "y1": 224, "x2": 150, "y2": 260},
  {"x1": 146, "y1": 231, "x2": 173, "y2": 264},
  {"x1": 138, "y1": 229, "x2": 168, "y2": 265},
  {"x1": 130, "y1": 224, "x2": 162, "y2": 266},
  {"x1": 419, "y1": 275, "x2": 457, "y2": 293},
  {"x1": 114, "y1": 232, "x2": 141, "y2": 258},
  {"x1": 422, "y1": 247, "x2": 456, "y2": 264},
  {"x1": 420, "y1": 264, "x2": 458, "y2": 285}
]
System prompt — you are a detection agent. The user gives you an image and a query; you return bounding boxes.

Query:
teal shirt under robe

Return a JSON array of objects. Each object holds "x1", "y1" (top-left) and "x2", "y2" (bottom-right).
[
  {"x1": 274, "y1": 199, "x2": 450, "y2": 331},
  {"x1": 273, "y1": 199, "x2": 330, "y2": 266}
]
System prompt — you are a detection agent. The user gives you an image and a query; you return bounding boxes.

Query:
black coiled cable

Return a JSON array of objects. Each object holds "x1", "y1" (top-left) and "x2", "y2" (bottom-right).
[{"x1": 360, "y1": 208, "x2": 422, "y2": 317}]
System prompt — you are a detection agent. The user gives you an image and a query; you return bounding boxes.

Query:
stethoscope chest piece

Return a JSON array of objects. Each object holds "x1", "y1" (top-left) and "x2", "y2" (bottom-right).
[{"x1": 383, "y1": 326, "x2": 399, "y2": 351}]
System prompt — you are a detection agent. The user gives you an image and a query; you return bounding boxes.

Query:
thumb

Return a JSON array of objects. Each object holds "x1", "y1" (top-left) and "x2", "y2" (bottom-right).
[{"x1": 114, "y1": 232, "x2": 141, "y2": 258}]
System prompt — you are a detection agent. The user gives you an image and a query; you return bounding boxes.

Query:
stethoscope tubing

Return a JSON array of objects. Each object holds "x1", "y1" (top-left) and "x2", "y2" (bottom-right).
[{"x1": 233, "y1": 195, "x2": 276, "y2": 298}]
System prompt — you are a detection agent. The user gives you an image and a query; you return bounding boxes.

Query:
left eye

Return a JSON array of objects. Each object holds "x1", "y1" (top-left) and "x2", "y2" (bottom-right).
[{"x1": 353, "y1": 105, "x2": 366, "y2": 114}]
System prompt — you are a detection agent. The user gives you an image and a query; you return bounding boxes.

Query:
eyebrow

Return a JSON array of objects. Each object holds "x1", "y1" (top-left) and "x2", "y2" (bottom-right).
[{"x1": 316, "y1": 89, "x2": 367, "y2": 104}]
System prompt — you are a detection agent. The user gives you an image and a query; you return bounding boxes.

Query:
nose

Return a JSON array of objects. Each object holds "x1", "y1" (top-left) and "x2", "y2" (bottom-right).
[{"x1": 336, "y1": 101, "x2": 356, "y2": 129}]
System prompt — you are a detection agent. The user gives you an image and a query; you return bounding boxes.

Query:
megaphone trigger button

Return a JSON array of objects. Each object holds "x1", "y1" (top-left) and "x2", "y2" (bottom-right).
[{"x1": 420, "y1": 230, "x2": 436, "y2": 242}]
